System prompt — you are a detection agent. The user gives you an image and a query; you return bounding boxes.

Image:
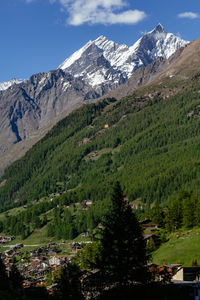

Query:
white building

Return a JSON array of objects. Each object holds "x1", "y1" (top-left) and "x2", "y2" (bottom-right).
[{"x1": 49, "y1": 256, "x2": 61, "y2": 266}]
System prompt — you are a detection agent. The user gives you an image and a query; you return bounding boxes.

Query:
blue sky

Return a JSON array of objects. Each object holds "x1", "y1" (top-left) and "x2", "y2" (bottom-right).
[{"x1": 0, "y1": 0, "x2": 200, "y2": 82}]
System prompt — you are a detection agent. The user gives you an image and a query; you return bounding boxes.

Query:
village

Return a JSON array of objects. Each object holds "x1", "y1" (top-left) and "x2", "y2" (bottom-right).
[
  {"x1": 0, "y1": 217, "x2": 199, "y2": 299},
  {"x1": 0, "y1": 213, "x2": 199, "y2": 300},
  {"x1": 0, "y1": 235, "x2": 92, "y2": 292},
  {"x1": 1, "y1": 219, "x2": 200, "y2": 296}
]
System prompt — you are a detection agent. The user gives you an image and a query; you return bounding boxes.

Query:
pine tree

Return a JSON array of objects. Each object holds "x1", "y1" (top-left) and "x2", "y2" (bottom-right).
[
  {"x1": 182, "y1": 194, "x2": 195, "y2": 228},
  {"x1": 74, "y1": 242, "x2": 102, "y2": 270},
  {"x1": 54, "y1": 264, "x2": 84, "y2": 300},
  {"x1": 0, "y1": 257, "x2": 9, "y2": 290},
  {"x1": 151, "y1": 202, "x2": 164, "y2": 227},
  {"x1": 9, "y1": 264, "x2": 23, "y2": 289},
  {"x1": 97, "y1": 182, "x2": 149, "y2": 285},
  {"x1": 194, "y1": 196, "x2": 200, "y2": 226}
]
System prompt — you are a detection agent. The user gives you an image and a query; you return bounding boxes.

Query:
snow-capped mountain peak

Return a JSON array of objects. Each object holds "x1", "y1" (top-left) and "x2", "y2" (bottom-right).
[
  {"x1": 150, "y1": 23, "x2": 167, "y2": 34},
  {"x1": 94, "y1": 35, "x2": 118, "y2": 50},
  {"x1": 58, "y1": 24, "x2": 189, "y2": 90},
  {"x1": 140, "y1": 24, "x2": 188, "y2": 60},
  {"x1": 0, "y1": 78, "x2": 26, "y2": 91},
  {"x1": 94, "y1": 35, "x2": 108, "y2": 43},
  {"x1": 58, "y1": 40, "x2": 93, "y2": 70}
]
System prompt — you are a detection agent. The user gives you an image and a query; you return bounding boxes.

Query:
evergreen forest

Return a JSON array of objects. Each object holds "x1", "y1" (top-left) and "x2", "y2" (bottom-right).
[{"x1": 1, "y1": 74, "x2": 200, "y2": 240}]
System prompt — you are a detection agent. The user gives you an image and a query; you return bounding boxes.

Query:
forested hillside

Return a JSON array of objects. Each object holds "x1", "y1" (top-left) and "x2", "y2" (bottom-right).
[{"x1": 1, "y1": 76, "x2": 200, "y2": 212}]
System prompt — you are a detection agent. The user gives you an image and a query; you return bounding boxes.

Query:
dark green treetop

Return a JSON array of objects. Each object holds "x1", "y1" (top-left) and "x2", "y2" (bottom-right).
[{"x1": 97, "y1": 181, "x2": 150, "y2": 285}]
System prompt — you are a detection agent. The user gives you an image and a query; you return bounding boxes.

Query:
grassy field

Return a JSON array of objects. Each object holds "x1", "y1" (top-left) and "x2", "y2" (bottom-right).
[{"x1": 152, "y1": 228, "x2": 200, "y2": 266}]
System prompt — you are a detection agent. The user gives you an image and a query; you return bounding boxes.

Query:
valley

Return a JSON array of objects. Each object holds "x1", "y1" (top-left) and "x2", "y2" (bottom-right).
[{"x1": 1, "y1": 22, "x2": 200, "y2": 298}]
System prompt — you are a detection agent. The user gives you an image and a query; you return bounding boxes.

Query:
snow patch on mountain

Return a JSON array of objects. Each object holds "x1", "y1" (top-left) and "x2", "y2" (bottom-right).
[
  {"x1": 59, "y1": 40, "x2": 93, "y2": 70},
  {"x1": 0, "y1": 79, "x2": 26, "y2": 91},
  {"x1": 151, "y1": 32, "x2": 185, "y2": 59},
  {"x1": 62, "y1": 81, "x2": 71, "y2": 92}
]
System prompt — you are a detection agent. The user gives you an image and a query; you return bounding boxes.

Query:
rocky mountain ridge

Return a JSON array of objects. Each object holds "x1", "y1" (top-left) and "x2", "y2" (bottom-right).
[
  {"x1": 0, "y1": 24, "x2": 189, "y2": 174},
  {"x1": 59, "y1": 24, "x2": 188, "y2": 94},
  {"x1": 0, "y1": 69, "x2": 98, "y2": 173}
]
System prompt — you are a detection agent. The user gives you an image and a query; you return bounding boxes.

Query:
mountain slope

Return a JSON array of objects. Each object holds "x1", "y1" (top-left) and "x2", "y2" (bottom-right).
[
  {"x1": 0, "y1": 69, "x2": 99, "y2": 174},
  {"x1": 59, "y1": 24, "x2": 188, "y2": 93},
  {"x1": 103, "y1": 56, "x2": 167, "y2": 100},
  {"x1": 1, "y1": 82, "x2": 200, "y2": 208},
  {"x1": 1, "y1": 39, "x2": 200, "y2": 211},
  {"x1": 107, "y1": 37, "x2": 200, "y2": 101}
]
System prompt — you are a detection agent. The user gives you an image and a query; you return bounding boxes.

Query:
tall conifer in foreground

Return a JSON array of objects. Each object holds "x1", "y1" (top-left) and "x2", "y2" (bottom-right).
[
  {"x1": 9, "y1": 264, "x2": 23, "y2": 289},
  {"x1": 54, "y1": 264, "x2": 84, "y2": 300},
  {"x1": 98, "y1": 181, "x2": 149, "y2": 285},
  {"x1": 0, "y1": 257, "x2": 9, "y2": 290}
]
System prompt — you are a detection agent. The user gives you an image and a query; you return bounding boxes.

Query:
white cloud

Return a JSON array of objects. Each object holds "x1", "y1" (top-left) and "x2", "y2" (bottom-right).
[
  {"x1": 178, "y1": 12, "x2": 199, "y2": 19},
  {"x1": 56, "y1": 0, "x2": 146, "y2": 26}
]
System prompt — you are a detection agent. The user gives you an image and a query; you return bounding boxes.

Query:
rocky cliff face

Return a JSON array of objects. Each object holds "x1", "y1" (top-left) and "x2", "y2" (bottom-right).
[
  {"x1": 103, "y1": 56, "x2": 168, "y2": 100},
  {"x1": 0, "y1": 69, "x2": 99, "y2": 173}
]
